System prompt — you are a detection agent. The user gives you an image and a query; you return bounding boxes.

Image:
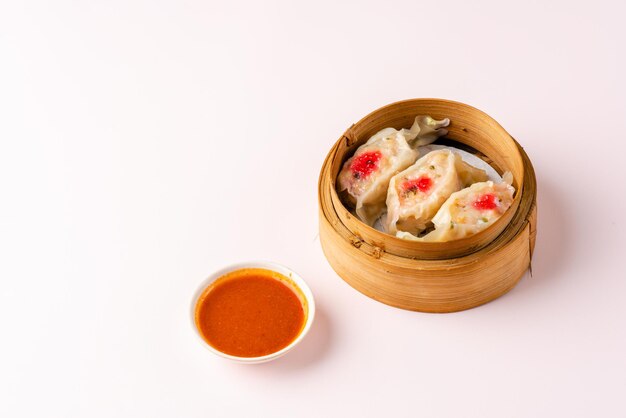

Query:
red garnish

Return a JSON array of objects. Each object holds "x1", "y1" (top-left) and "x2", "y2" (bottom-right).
[
  {"x1": 472, "y1": 193, "x2": 497, "y2": 210},
  {"x1": 402, "y1": 176, "x2": 433, "y2": 195},
  {"x1": 350, "y1": 151, "x2": 382, "y2": 180}
]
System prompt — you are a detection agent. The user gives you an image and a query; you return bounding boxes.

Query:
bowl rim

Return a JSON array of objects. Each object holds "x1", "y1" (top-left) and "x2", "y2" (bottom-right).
[{"x1": 190, "y1": 261, "x2": 316, "y2": 364}]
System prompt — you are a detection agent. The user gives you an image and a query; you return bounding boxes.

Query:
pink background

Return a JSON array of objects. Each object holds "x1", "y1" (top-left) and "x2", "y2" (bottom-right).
[{"x1": 1, "y1": 0, "x2": 625, "y2": 417}]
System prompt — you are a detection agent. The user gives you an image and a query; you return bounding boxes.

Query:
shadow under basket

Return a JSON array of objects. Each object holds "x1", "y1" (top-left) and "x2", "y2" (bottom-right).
[{"x1": 318, "y1": 99, "x2": 537, "y2": 313}]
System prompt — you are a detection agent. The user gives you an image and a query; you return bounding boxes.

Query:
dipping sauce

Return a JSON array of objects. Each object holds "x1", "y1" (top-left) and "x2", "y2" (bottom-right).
[{"x1": 194, "y1": 268, "x2": 306, "y2": 358}]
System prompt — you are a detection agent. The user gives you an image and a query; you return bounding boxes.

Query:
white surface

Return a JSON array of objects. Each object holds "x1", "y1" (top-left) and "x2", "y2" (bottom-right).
[
  {"x1": 1, "y1": 1, "x2": 625, "y2": 417},
  {"x1": 190, "y1": 261, "x2": 315, "y2": 364}
]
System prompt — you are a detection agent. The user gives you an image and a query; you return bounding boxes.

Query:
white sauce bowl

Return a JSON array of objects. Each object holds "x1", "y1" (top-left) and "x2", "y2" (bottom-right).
[{"x1": 190, "y1": 261, "x2": 316, "y2": 364}]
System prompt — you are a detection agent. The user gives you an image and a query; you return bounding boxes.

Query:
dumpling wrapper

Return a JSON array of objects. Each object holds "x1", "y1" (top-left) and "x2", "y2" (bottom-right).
[
  {"x1": 386, "y1": 149, "x2": 488, "y2": 235},
  {"x1": 337, "y1": 116, "x2": 449, "y2": 226},
  {"x1": 386, "y1": 149, "x2": 487, "y2": 235},
  {"x1": 397, "y1": 172, "x2": 515, "y2": 242}
]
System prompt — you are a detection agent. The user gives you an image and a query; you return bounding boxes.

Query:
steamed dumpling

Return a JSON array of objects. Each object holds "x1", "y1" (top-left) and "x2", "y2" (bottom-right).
[
  {"x1": 385, "y1": 149, "x2": 488, "y2": 235},
  {"x1": 337, "y1": 116, "x2": 449, "y2": 226},
  {"x1": 397, "y1": 173, "x2": 515, "y2": 242}
]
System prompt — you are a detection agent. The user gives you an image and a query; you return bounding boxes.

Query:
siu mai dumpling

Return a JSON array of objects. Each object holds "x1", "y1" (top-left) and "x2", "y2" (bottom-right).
[
  {"x1": 385, "y1": 149, "x2": 488, "y2": 235},
  {"x1": 397, "y1": 173, "x2": 515, "y2": 242},
  {"x1": 337, "y1": 116, "x2": 449, "y2": 226}
]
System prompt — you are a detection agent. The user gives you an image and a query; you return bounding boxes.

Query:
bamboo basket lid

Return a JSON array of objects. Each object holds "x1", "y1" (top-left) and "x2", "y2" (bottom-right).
[{"x1": 318, "y1": 99, "x2": 537, "y2": 312}]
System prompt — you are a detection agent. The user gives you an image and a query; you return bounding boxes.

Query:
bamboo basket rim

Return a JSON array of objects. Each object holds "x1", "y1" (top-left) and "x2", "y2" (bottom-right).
[{"x1": 321, "y1": 98, "x2": 526, "y2": 260}]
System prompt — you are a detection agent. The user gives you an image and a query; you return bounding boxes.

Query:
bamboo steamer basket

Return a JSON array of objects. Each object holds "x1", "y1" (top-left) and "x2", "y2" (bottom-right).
[{"x1": 318, "y1": 99, "x2": 537, "y2": 313}]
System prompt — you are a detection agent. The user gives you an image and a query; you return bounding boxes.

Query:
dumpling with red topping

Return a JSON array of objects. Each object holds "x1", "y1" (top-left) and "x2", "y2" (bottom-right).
[
  {"x1": 337, "y1": 116, "x2": 450, "y2": 226},
  {"x1": 386, "y1": 149, "x2": 488, "y2": 235},
  {"x1": 397, "y1": 173, "x2": 515, "y2": 242}
]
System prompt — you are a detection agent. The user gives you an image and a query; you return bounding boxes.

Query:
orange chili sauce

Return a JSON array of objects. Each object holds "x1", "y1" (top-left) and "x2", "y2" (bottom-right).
[{"x1": 194, "y1": 268, "x2": 306, "y2": 358}]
